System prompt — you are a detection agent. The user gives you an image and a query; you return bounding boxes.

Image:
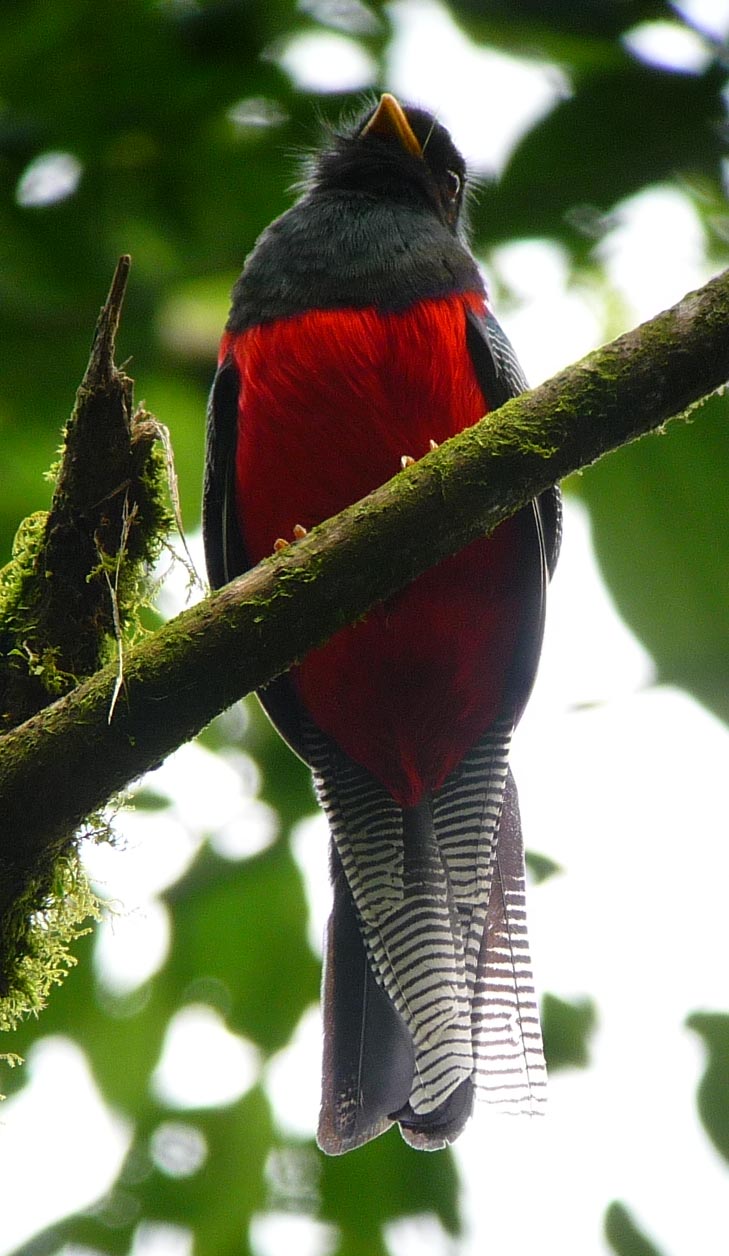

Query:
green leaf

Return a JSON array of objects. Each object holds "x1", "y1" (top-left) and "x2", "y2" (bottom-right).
[
  {"x1": 452, "y1": 0, "x2": 668, "y2": 41},
  {"x1": 605, "y1": 1201, "x2": 667, "y2": 1256},
  {"x1": 165, "y1": 842, "x2": 321, "y2": 1054},
  {"x1": 686, "y1": 1012, "x2": 729, "y2": 1164},
  {"x1": 319, "y1": 1126, "x2": 461, "y2": 1252},
  {"x1": 526, "y1": 850, "x2": 562, "y2": 883},
  {"x1": 541, "y1": 992, "x2": 596, "y2": 1070},
  {"x1": 574, "y1": 392, "x2": 729, "y2": 723},
  {"x1": 471, "y1": 61, "x2": 726, "y2": 252},
  {"x1": 248, "y1": 699, "x2": 320, "y2": 828},
  {"x1": 450, "y1": 0, "x2": 669, "y2": 72}
]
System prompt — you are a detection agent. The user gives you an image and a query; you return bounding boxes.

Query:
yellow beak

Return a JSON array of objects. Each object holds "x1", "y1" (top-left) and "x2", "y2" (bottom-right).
[{"x1": 361, "y1": 93, "x2": 423, "y2": 159}]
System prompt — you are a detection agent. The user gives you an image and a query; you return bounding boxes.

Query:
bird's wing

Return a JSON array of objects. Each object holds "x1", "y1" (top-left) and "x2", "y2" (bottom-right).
[
  {"x1": 465, "y1": 300, "x2": 529, "y2": 403},
  {"x1": 203, "y1": 354, "x2": 247, "y2": 589},
  {"x1": 464, "y1": 301, "x2": 562, "y2": 577},
  {"x1": 203, "y1": 350, "x2": 314, "y2": 757}
]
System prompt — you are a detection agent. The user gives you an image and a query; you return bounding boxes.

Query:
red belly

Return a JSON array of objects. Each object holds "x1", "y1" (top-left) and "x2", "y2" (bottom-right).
[{"x1": 227, "y1": 292, "x2": 526, "y2": 806}]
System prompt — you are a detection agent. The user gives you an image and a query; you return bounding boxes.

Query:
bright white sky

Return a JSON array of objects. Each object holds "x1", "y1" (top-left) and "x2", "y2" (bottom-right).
[{"x1": 3, "y1": 2, "x2": 729, "y2": 1254}]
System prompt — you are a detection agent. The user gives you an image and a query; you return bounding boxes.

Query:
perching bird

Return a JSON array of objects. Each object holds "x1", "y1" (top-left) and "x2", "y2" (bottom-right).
[{"x1": 203, "y1": 94, "x2": 561, "y2": 1154}]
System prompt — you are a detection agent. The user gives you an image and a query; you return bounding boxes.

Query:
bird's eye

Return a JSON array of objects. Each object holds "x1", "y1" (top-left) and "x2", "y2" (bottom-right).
[{"x1": 445, "y1": 169, "x2": 461, "y2": 200}]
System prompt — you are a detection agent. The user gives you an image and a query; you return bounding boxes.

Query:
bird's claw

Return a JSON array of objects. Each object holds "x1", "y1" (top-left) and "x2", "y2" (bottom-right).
[
  {"x1": 400, "y1": 442, "x2": 438, "y2": 471},
  {"x1": 274, "y1": 523, "x2": 308, "y2": 553}
]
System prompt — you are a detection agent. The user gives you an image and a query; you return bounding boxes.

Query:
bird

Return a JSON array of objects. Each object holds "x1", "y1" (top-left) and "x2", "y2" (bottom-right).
[{"x1": 203, "y1": 93, "x2": 561, "y2": 1154}]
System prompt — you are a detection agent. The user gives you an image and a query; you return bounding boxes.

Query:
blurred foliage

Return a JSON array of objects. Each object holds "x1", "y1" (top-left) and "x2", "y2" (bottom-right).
[
  {"x1": 1, "y1": 0, "x2": 729, "y2": 1252},
  {"x1": 572, "y1": 394, "x2": 729, "y2": 725},
  {"x1": 525, "y1": 848, "x2": 562, "y2": 882},
  {"x1": 473, "y1": 61, "x2": 729, "y2": 253},
  {"x1": 541, "y1": 992, "x2": 596, "y2": 1071},
  {"x1": 604, "y1": 1202, "x2": 666, "y2": 1256},
  {"x1": 687, "y1": 1013, "x2": 729, "y2": 1165}
]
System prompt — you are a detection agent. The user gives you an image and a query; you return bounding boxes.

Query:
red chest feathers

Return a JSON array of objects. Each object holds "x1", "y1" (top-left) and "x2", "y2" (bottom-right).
[{"x1": 227, "y1": 293, "x2": 528, "y2": 807}]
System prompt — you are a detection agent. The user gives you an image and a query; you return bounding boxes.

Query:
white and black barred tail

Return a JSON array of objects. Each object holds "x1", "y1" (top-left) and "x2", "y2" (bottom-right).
[
  {"x1": 310, "y1": 722, "x2": 546, "y2": 1155},
  {"x1": 472, "y1": 770, "x2": 547, "y2": 1113}
]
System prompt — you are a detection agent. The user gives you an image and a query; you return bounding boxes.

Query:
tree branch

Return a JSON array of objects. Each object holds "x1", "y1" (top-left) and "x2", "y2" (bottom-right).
[
  {"x1": 0, "y1": 255, "x2": 170, "y2": 732},
  {"x1": 1, "y1": 269, "x2": 728, "y2": 897}
]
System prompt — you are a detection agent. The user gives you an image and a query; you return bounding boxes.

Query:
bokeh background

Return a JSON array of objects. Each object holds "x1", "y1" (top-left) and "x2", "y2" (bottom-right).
[{"x1": 2, "y1": 1, "x2": 729, "y2": 1253}]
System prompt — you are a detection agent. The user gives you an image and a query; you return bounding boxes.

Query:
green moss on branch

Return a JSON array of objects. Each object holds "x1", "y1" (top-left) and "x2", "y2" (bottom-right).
[{"x1": 0, "y1": 257, "x2": 173, "y2": 1023}]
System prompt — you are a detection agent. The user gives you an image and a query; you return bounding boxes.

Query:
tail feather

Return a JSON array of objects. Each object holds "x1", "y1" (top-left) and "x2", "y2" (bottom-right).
[
  {"x1": 318, "y1": 845, "x2": 414, "y2": 1154},
  {"x1": 395, "y1": 1076, "x2": 474, "y2": 1151},
  {"x1": 432, "y1": 719, "x2": 512, "y2": 997},
  {"x1": 472, "y1": 770, "x2": 547, "y2": 1112},
  {"x1": 309, "y1": 723, "x2": 546, "y2": 1153}
]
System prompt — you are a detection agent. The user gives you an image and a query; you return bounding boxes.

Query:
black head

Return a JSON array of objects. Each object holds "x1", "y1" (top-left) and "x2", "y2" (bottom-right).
[{"x1": 311, "y1": 94, "x2": 468, "y2": 233}]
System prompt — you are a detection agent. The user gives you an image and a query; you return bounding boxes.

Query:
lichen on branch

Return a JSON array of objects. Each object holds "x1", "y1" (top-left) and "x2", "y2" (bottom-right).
[{"x1": 0, "y1": 256, "x2": 174, "y2": 1025}]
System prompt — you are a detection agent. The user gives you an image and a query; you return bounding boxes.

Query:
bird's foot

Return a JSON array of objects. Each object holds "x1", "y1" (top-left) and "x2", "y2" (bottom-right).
[
  {"x1": 400, "y1": 440, "x2": 439, "y2": 471},
  {"x1": 273, "y1": 523, "x2": 308, "y2": 552}
]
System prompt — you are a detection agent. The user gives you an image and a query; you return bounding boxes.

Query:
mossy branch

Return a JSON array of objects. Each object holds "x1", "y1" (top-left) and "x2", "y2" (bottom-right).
[
  {"x1": 0, "y1": 256, "x2": 171, "y2": 732},
  {"x1": 0, "y1": 267, "x2": 728, "y2": 1003},
  {"x1": 0, "y1": 257, "x2": 173, "y2": 1017}
]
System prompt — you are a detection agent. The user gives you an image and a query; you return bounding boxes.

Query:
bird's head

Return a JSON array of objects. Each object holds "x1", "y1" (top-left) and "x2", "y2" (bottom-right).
[{"x1": 311, "y1": 94, "x2": 468, "y2": 233}]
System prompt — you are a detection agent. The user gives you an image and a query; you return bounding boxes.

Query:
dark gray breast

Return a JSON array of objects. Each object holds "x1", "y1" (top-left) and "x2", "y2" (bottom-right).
[{"x1": 226, "y1": 190, "x2": 484, "y2": 332}]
